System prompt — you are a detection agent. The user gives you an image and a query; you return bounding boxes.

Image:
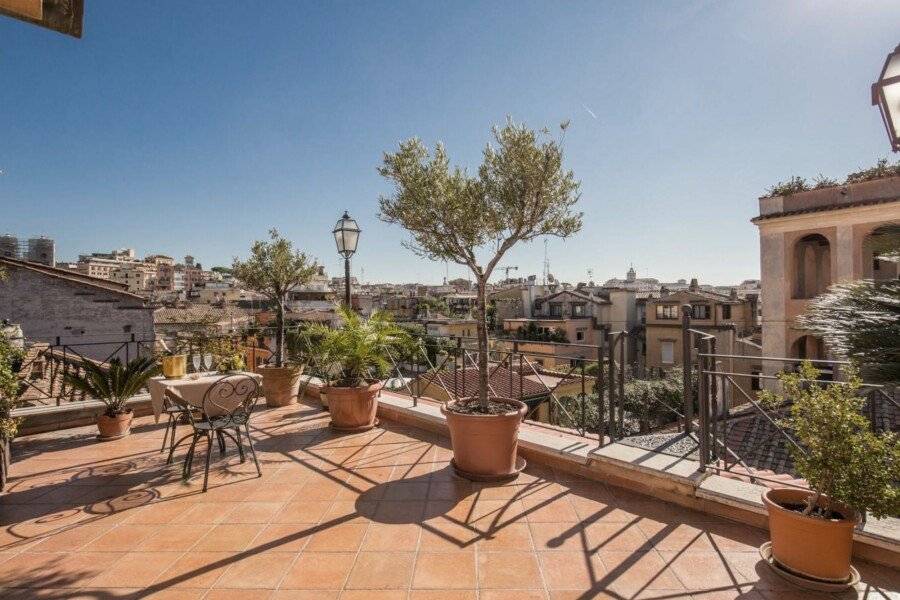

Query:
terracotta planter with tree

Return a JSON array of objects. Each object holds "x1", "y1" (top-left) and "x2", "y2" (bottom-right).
[
  {"x1": 232, "y1": 230, "x2": 318, "y2": 407},
  {"x1": 759, "y1": 362, "x2": 900, "y2": 584},
  {"x1": 379, "y1": 118, "x2": 582, "y2": 480},
  {"x1": 309, "y1": 307, "x2": 410, "y2": 432},
  {"x1": 64, "y1": 356, "x2": 160, "y2": 441}
]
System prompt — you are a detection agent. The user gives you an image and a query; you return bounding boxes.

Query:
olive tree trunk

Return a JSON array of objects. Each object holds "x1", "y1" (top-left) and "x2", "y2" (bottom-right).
[
  {"x1": 475, "y1": 276, "x2": 489, "y2": 410},
  {"x1": 274, "y1": 298, "x2": 285, "y2": 367}
]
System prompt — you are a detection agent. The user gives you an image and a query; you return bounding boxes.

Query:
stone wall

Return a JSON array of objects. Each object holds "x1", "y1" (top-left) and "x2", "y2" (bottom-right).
[{"x1": 0, "y1": 262, "x2": 155, "y2": 361}]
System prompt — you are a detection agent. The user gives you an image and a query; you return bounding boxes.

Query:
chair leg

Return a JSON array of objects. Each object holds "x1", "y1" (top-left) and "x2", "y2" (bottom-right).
[
  {"x1": 244, "y1": 423, "x2": 261, "y2": 478},
  {"x1": 216, "y1": 431, "x2": 226, "y2": 456},
  {"x1": 203, "y1": 433, "x2": 213, "y2": 492},
  {"x1": 183, "y1": 433, "x2": 199, "y2": 480},
  {"x1": 234, "y1": 427, "x2": 245, "y2": 463},
  {"x1": 168, "y1": 432, "x2": 194, "y2": 465},
  {"x1": 160, "y1": 414, "x2": 173, "y2": 453}
]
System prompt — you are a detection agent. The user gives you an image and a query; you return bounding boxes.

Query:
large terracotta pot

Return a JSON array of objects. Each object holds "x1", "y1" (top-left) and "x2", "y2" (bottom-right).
[
  {"x1": 260, "y1": 365, "x2": 304, "y2": 407},
  {"x1": 161, "y1": 354, "x2": 187, "y2": 379},
  {"x1": 324, "y1": 383, "x2": 380, "y2": 432},
  {"x1": 762, "y1": 488, "x2": 858, "y2": 582},
  {"x1": 442, "y1": 398, "x2": 527, "y2": 481},
  {"x1": 97, "y1": 411, "x2": 133, "y2": 440}
]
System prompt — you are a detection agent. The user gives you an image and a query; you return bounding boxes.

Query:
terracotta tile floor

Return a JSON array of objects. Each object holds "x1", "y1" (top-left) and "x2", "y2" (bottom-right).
[{"x1": 1, "y1": 400, "x2": 897, "y2": 599}]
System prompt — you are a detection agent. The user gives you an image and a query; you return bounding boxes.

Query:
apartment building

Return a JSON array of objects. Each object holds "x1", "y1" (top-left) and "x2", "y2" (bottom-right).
[
  {"x1": 109, "y1": 262, "x2": 157, "y2": 293},
  {"x1": 753, "y1": 174, "x2": 900, "y2": 376}
]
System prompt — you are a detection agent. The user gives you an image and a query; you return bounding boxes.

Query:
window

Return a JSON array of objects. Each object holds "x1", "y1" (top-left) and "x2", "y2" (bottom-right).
[
  {"x1": 572, "y1": 303, "x2": 585, "y2": 317},
  {"x1": 660, "y1": 341, "x2": 675, "y2": 364},
  {"x1": 655, "y1": 304, "x2": 679, "y2": 320},
  {"x1": 576, "y1": 330, "x2": 584, "y2": 341},
  {"x1": 692, "y1": 304, "x2": 710, "y2": 319},
  {"x1": 721, "y1": 305, "x2": 731, "y2": 320},
  {"x1": 549, "y1": 303, "x2": 562, "y2": 317},
  {"x1": 751, "y1": 371, "x2": 761, "y2": 391}
]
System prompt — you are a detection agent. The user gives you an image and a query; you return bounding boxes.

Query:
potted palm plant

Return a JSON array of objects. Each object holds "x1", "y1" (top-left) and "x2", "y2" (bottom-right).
[
  {"x1": 308, "y1": 307, "x2": 409, "y2": 431},
  {"x1": 378, "y1": 119, "x2": 582, "y2": 480},
  {"x1": 759, "y1": 362, "x2": 899, "y2": 584},
  {"x1": 232, "y1": 229, "x2": 319, "y2": 407},
  {"x1": 64, "y1": 356, "x2": 160, "y2": 440}
]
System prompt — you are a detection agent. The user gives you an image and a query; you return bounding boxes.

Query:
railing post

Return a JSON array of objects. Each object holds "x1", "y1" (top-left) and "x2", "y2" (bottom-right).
[
  {"x1": 617, "y1": 334, "x2": 625, "y2": 436},
  {"x1": 681, "y1": 305, "x2": 693, "y2": 434},
  {"x1": 607, "y1": 332, "x2": 616, "y2": 440},
  {"x1": 698, "y1": 337, "x2": 709, "y2": 468},
  {"x1": 596, "y1": 335, "x2": 604, "y2": 444}
]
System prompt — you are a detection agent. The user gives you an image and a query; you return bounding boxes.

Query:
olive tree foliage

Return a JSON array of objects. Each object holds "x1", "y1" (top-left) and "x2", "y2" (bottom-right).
[
  {"x1": 378, "y1": 119, "x2": 582, "y2": 410},
  {"x1": 232, "y1": 230, "x2": 319, "y2": 367}
]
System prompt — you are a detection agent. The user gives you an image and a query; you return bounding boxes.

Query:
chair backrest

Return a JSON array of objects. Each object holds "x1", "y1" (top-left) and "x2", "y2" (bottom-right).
[{"x1": 201, "y1": 374, "x2": 260, "y2": 420}]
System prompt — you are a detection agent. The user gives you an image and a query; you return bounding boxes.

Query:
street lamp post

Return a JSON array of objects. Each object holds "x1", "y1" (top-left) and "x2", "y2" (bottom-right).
[
  {"x1": 872, "y1": 43, "x2": 900, "y2": 152},
  {"x1": 333, "y1": 211, "x2": 360, "y2": 308}
]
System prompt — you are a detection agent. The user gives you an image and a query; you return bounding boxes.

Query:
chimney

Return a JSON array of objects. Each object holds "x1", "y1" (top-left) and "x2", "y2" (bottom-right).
[
  {"x1": 730, "y1": 288, "x2": 738, "y2": 300},
  {"x1": 689, "y1": 277, "x2": 699, "y2": 291},
  {"x1": 660, "y1": 286, "x2": 669, "y2": 297}
]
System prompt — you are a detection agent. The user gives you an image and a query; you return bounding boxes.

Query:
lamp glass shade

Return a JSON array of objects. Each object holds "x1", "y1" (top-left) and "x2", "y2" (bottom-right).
[
  {"x1": 333, "y1": 212, "x2": 360, "y2": 257},
  {"x1": 873, "y1": 46, "x2": 900, "y2": 150}
]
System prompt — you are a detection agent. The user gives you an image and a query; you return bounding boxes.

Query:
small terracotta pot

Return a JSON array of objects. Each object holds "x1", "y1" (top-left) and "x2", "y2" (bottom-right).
[
  {"x1": 762, "y1": 488, "x2": 858, "y2": 582},
  {"x1": 260, "y1": 365, "x2": 304, "y2": 407},
  {"x1": 442, "y1": 398, "x2": 527, "y2": 481},
  {"x1": 97, "y1": 411, "x2": 133, "y2": 440},
  {"x1": 323, "y1": 383, "x2": 380, "y2": 431},
  {"x1": 161, "y1": 354, "x2": 187, "y2": 379}
]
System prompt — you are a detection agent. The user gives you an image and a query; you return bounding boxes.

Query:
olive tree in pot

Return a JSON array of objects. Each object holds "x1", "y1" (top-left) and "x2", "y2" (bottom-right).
[
  {"x1": 232, "y1": 229, "x2": 319, "y2": 407},
  {"x1": 64, "y1": 357, "x2": 160, "y2": 440},
  {"x1": 308, "y1": 307, "x2": 410, "y2": 431},
  {"x1": 378, "y1": 118, "x2": 582, "y2": 480},
  {"x1": 759, "y1": 362, "x2": 899, "y2": 584}
]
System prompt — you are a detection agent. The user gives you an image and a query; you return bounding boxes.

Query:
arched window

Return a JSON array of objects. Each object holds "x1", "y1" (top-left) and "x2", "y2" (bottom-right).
[
  {"x1": 862, "y1": 225, "x2": 899, "y2": 282},
  {"x1": 792, "y1": 234, "x2": 831, "y2": 299}
]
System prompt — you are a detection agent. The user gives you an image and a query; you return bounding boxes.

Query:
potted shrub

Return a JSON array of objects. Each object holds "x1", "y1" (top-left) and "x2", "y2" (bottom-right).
[
  {"x1": 232, "y1": 229, "x2": 318, "y2": 407},
  {"x1": 64, "y1": 356, "x2": 160, "y2": 440},
  {"x1": 216, "y1": 353, "x2": 246, "y2": 374},
  {"x1": 378, "y1": 118, "x2": 582, "y2": 480},
  {"x1": 0, "y1": 329, "x2": 25, "y2": 491},
  {"x1": 309, "y1": 307, "x2": 409, "y2": 431},
  {"x1": 759, "y1": 362, "x2": 900, "y2": 583}
]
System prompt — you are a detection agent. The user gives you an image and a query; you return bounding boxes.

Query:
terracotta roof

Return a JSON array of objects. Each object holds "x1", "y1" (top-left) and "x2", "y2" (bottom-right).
[
  {"x1": 541, "y1": 289, "x2": 610, "y2": 305},
  {"x1": 0, "y1": 257, "x2": 144, "y2": 300},
  {"x1": 417, "y1": 364, "x2": 551, "y2": 400},
  {"x1": 154, "y1": 305, "x2": 250, "y2": 325}
]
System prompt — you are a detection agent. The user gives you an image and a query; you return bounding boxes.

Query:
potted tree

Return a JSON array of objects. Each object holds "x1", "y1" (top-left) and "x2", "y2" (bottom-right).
[
  {"x1": 378, "y1": 118, "x2": 582, "y2": 480},
  {"x1": 759, "y1": 362, "x2": 899, "y2": 584},
  {"x1": 64, "y1": 356, "x2": 160, "y2": 440},
  {"x1": 308, "y1": 307, "x2": 409, "y2": 431},
  {"x1": 232, "y1": 229, "x2": 319, "y2": 407}
]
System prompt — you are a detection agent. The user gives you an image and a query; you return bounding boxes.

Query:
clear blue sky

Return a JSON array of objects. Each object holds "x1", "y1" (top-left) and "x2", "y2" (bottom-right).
[{"x1": 2, "y1": 1, "x2": 898, "y2": 285}]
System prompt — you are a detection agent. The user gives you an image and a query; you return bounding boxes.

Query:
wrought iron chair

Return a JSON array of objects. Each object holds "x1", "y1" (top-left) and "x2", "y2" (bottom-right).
[
  {"x1": 170, "y1": 374, "x2": 262, "y2": 492},
  {"x1": 159, "y1": 392, "x2": 194, "y2": 454}
]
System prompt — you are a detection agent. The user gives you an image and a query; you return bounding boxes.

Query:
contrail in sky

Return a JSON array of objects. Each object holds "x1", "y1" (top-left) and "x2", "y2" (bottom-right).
[{"x1": 582, "y1": 104, "x2": 598, "y2": 120}]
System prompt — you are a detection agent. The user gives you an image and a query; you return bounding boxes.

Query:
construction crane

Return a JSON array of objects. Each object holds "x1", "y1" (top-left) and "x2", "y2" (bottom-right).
[{"x1": 498, "y1": 265, "x2": 518, "y2": 282}]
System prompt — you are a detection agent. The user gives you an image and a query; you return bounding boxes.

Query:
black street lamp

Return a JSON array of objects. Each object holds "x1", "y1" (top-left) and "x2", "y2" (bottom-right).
[
  {"x1": 872, "y1": 43, "x2": 900, "y2": 152},
  {"x1": 333, "y1": 211, "x2": 360, "y2": 307}
]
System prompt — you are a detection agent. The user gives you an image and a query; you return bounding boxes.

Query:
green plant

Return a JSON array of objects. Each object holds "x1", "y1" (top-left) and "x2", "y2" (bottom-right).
[
  {"x1": 765, "y1": 176, "x2": 808, "y2": 198},
  {"x1": 307, "y1": 307, "x2": 411, "y2": 387},
  {"x1": 64, "y1": 356, "x2": 160, "y2": 417},
  {"x1": 216, "y1": 353, "x2": 246, "y2": 373},
  {"x1": 0, "y1": 336, "x2": 23, "y2": 439},
  {"x1": 812, "y1": 173, "x2": 840, "y2": 189},
  {"x1": 379, "y1": 118, "x2": 582, "y2": 411},
  {"x1": 760, "y1": 362, "x2": 900, "y2": 519},
  {"x1": 515, "y1": 321, "x2": 569, "y2": 343},
  {"x1": 845, "y1": 158, "x2": 900, "y2": 184},
  {"x1": 232, "y1": 230, "x2": 319, "y2": 367},
  {"x1": 798, "y1": 280, "x2": 900, "y2": 383}
]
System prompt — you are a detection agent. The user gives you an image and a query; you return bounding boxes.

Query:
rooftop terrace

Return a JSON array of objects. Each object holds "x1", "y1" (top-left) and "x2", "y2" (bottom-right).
[{"x1": 2, "y1": 398, "x2": 897, "y2": 599}]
